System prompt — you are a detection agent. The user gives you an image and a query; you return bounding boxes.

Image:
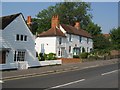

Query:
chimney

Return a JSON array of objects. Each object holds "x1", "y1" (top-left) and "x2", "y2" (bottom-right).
[
  {"x1": 51, "y1": 15, "x2": 59, "y2": 28},
  {"x1": 27, "y1": 16, "x2": 32, "y2": 26},
  {"x1": 74, "y1": 22, "x2": 80, "y2": 30}
]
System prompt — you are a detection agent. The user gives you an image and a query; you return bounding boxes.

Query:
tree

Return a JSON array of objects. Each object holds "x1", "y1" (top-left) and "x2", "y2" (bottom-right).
[
  {"x1": 110, "y1": 27, "x2": 120, "y2": 49},
  {"x1": 93, "y1": 34, "x2": 111, "y2": 50},
  {"x1": 35, "y1": 2, "x2": 92, "y2": 33},
  {"x1": 30, "y1": 18, "x2": 38, "y2": 35},
  {"x1": 86, "y1": 22, "x2": 101, "y2": 37}
]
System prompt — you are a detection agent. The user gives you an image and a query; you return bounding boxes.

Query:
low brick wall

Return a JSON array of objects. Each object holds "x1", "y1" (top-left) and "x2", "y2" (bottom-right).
[{"x1": 58, "y1": 58, "x2": 81, "y2": 64}]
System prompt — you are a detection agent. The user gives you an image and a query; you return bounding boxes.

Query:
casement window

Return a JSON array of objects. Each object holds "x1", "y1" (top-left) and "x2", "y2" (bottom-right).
[
  {"x1": 14, "y1": 51, "x2": 17, "y2": 61},
  {"x1": 87, "y1": 38, "x2": 89, "y2": 43},
  {"x1": 58, "y1": 49, "x2": 60, "y2": 56},
  {"x1": 69, "y1": 34, "x2": 72, "y2": 42},
  {"x1": 79, "y1": 36, "x2": 82, "y2": 42},
  {"x1": 17, "y1": 51, "x2": 25, "y2": 61},
  {"x1": 69, "y1": 46, "x2": 71, "y2": 53},
  {"x1": 21, "y1": 35, "x2": 23, "y2": 41},
  {"x1": 59, "y1": 38, "x2": 62, "y2": 45},
  {"x1": 24, "y1": 35, "x2": 27, "y2": 41},
  {"x1": 14, "y1": 50, "x2": 25, "y2": 61},
  {"x1": 79, "y1": 47, "x2": 81, "y2": 53},
  {"x1": 16, "y1": 34, "x2": 19, "y2": 41},
  {"x1": 16, "y1": 34, "x2": 27, "y2": 41}
]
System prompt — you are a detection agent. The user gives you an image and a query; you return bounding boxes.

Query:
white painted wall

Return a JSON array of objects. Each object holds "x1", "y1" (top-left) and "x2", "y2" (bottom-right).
[
  {"x1": 35, "y1": 37, "x2": 56, "y2": 54},
  {"x1": 35, "y1": 24, "x2": 93, "y2": 58},
  {"x1": 0, "y1": 14, "x2": 40, "y2": 70}
]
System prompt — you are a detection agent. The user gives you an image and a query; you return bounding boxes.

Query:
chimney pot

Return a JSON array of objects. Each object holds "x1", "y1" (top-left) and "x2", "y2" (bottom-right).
[
  {"x1": 75, "y1": 22, "x2": 80, "y2": 30},
  {"x1": 27, "y1": 16, "x2": 32, "y2": 25},
  {"x1": 51, "y1": 15, "x2": 59, "y2": 28}
]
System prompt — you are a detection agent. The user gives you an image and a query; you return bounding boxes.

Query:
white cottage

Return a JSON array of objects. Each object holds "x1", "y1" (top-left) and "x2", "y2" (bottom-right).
[
  {"x1": 35, "y1": 15, "x2": 93, "y2": 58},
  {"x1": 0, "y1": 13, "x2": 40, "y2": 70}
]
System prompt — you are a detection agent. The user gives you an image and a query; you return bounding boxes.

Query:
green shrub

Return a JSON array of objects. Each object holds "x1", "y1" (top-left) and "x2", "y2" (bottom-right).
[
  {"x1": 88, "y1": 55, "x2": 99, "y2": 60},
  {"x1": 38, "y1": 53, "x2": 45, "y2": 61},
  {"x1": 73, "y1": 55, "x2": 79, "y2": 58},
  {"x1": 80, "y1": 52, "x2": 88, "y2": 59},
  {"x1": 38, "y1": 53, "x2": 57, "y2": 61},
  {"x1": 46, "y1": 53, "x2": 56, "y2": 60}
]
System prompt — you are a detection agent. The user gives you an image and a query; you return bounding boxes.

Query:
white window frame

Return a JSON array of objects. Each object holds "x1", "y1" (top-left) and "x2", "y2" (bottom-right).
[{"x1": 14, "y1": 50, "x2": 26, "y2": 61}]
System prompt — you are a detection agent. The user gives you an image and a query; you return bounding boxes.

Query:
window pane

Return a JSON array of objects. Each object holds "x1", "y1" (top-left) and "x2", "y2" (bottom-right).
[
  {"x1": 59, "y1": 38, "x2": 62, "y2": 44},
  {"x1": 21, "y1": 35, "x2": 23, "y2": 41},
  {"x1": 16, "y1": 34, "x2": 19, "y2": 41},
  {"x1": 69, "y1": 46, "x2": 71, "y2": 53},
  {"x1": 17, "y1": 51, "x2": 25, "y2": 61},
  {"x1": 69, "y1": 34, "x2": 71, "y2": 41},
  {"x1": 14, "y1": 51, "x2": 16, "y2": 61},
  {"x1": 79, "y1": 36, "x2": 82, "y2": 42},
  {"x1": 24, "y1": 35, "x2": 27, "y2": 41},
  {"x1": 87, "y1": 38, "x2": 89, "y2": 43}
]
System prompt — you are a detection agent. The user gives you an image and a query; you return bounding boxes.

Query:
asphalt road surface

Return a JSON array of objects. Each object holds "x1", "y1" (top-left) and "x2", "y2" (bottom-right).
[{"x1": 2, "y1": 63, "x2": 119, "y2": 89}]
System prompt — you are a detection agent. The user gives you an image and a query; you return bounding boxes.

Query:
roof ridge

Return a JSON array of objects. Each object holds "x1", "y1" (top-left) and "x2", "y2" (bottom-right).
[{"x1": 1, "y1": 13, "x2": 21, "y2": 18}]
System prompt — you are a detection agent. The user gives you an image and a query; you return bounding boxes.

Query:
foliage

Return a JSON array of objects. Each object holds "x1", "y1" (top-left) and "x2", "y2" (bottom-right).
[
  {"x1": 110, "y1": 27, "x2": 120, "y2": 50},
  {"x1": 73, "y1": 55, "x2": 79, "y2": 58},
  {"x1": 38, "y1": 53, "x2": 56, "y2": 61},
  {"x1": 46, "y1": 53, "x2": 56, "y2": 60},
  {"x1": 26, "y1": 18, "x2": 38, "y2": 35},
  {"x1": 38, "y1": 53, "x2": 45, "y2": 61},
  {"x1": 93, "y1": 34, "x2": 111, "y2": 50},
  {"x1": 34, "y1": 2, "x2": 92, "y2": 33},
  {"x1": 86, "y1": 22, "x2": 102, "y2": 37},
  {"x1": 88, "y1": 55, "x2": 99, "y2": 60},
  {"x1": 80, "y1": 52, "x2": 89, "y2": 59}
]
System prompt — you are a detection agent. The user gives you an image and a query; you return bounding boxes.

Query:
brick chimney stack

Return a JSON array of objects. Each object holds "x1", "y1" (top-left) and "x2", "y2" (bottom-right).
[
  {"x1": 74, "y1": 22, "x2": 80, "y2": 30},
  {"x1": 51, "y1": 15, "x2": 59, "y2": 28},
  {"x1": 27, "y1": 16, "x2": 32, "y2": 26}
]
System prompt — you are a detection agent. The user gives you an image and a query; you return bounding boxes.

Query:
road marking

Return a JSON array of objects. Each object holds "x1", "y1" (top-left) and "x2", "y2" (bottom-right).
[
  {"x1": 0, "y1": 80, "x2": 3, "y2": 83},
  {"x1": 48, "y1": 79, "x2": 85, "y2": 89},
  {"x1": 101, "y1": 70, "x2": 118, "y2": 76},
  {"x1": 82, "y1": 65, "x2": 99, "y2": 69}
]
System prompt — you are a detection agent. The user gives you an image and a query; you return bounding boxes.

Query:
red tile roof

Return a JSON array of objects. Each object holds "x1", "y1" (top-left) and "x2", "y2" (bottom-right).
[
  {"x1": 38, "y1": 27, "x2": 66, "y2": 37},
  {"x1": 61, "y1": 24, "x2": 92, "y2": 38},
  {"x1": 103, "y1": 34, "x2": 110, "y2": 38},
  {"x1": 38, "y1": 24, "x2": 92, "y2": 38}
]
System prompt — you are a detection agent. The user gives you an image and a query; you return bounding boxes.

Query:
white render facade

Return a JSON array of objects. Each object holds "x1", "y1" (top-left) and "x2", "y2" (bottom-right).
[
  {"x1": 35, "y1": 24, "x2": 93, "y2": 58},
  {"x1": 0, "y1": 13, "x2": 40, "y2": 70}
]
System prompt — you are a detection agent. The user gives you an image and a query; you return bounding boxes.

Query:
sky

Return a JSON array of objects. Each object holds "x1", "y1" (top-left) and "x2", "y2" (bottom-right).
[{"x1": 1, "y1": 2, "x2": 118, "y2": 34}]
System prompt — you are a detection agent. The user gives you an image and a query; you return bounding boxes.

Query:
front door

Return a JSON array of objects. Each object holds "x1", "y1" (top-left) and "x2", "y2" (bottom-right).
[{"x1": 0, "y1": 51, "x2": 6, "y2": 64}]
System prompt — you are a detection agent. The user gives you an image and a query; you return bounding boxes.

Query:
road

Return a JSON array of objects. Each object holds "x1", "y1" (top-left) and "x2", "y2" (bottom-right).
[{"x1": 2, "y1": 63, "x2": 119, "y2": 89}]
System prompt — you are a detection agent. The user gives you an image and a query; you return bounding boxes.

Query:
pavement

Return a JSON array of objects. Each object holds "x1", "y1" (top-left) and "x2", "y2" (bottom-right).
[
  {"x1": 3, "y1": 63, "x2": 118, "y2": 88},
  {"x1": 1, "y1": 59, "x2": 118, "y2": 80}
]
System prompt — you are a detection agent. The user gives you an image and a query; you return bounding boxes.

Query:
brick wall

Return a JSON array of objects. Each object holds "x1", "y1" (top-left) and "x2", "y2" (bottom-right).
[{"x1": 58, "y1": 58, "x2": 81, "y2": 64}]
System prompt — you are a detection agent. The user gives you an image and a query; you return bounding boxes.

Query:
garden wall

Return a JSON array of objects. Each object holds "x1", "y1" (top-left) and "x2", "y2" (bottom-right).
[{"x1": 58, "y1": 58, "x2": 81, "y2": 64}]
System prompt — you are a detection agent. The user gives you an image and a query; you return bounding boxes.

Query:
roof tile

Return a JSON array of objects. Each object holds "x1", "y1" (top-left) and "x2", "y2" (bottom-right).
[
  {"x1": 38, "y1": 27, "x2": 66, "y2": 37},
  {"x1": 0, "y1": 13, "x2": 21, "y2": 30}
]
